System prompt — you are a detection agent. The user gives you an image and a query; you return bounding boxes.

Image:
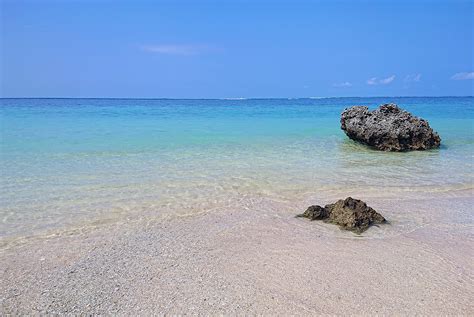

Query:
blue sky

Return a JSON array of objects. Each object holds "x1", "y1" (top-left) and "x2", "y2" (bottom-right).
[{"x1": 1, "y1": 0, "x2": 473, "y2": 98}]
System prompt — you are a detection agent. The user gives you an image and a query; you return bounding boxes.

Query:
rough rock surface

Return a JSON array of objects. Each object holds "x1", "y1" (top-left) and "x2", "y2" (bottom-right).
[
  {"x1": 297, "y1": 197, "x2": 386, "y2": 233},
  {"x1": 340, "y1": 103, "x2": 441, "y2": 151}
]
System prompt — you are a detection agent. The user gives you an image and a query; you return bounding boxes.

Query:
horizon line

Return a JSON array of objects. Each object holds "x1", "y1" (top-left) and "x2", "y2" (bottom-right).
[{"x1": 1, "y1": 96, "x2": 473, "y2": 100}]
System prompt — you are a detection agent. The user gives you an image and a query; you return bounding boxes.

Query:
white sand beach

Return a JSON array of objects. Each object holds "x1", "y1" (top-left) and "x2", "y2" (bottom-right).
[{"x1": 2, "y1": 193, "x2": 473, "y2": 315}]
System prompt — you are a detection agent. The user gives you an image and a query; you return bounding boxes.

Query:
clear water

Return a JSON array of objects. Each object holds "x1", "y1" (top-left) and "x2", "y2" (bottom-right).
[{"x1": 1, "y1": 97, "x2": 473, "y2": 244}]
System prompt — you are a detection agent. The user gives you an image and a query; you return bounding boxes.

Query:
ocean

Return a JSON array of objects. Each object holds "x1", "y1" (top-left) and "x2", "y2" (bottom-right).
[{"x1": 1, "y1": 97, "x2": 473, "y2": 246}]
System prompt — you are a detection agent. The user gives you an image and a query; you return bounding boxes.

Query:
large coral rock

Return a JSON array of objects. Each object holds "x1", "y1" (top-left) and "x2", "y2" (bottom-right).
[
  {"x1": 341, "y1": 103, "x2": 441, "y2": 151},
  {"x1": 297, "y1": 197, "x2": 386, "y2": 233}
]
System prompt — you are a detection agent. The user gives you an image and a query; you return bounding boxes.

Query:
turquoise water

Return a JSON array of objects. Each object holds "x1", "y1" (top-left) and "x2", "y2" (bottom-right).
[{"x1": 1, "y1": 97, "x2": 473, "y2": 243}]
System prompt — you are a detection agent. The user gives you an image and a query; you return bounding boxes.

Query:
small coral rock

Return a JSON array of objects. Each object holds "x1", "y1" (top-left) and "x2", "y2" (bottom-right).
[{"x1": 297, "y1": 197, "x2": 386, "y2": 233}]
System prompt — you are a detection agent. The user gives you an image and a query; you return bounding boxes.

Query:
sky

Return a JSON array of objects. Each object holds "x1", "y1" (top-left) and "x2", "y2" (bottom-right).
[{"x1": 0, "y1": 0, "x2": 473, "y2": 98}]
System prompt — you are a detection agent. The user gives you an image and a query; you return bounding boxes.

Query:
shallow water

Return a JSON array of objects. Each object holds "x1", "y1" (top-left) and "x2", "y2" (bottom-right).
[{"x1": 1, "y1": 97, "x2": 473, "y2": 244}]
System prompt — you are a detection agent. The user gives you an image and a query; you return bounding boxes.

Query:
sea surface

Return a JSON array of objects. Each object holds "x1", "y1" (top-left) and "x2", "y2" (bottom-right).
[{"x1": 1, "y1": 97, "x2": 473, "y2": 246}]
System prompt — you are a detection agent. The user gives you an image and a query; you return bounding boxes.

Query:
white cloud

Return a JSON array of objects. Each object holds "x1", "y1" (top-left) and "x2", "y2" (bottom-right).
[
  {"x1": 140, "y1": 44, "x2": 210, "y2": 55},
  {"x1": 379, "y1": 75, "x2": 396, "y2": 84},
  {"x1": 333, "y1": 81, "x2": 353, "y2": 88},
  {"x1": 367, "y1": 77, "x2": 377, "y2": 85},
  {"x1": 451, "y1": 72, "x2": 474, "y2": 80},
  {"x1": 367, "y1": 75, "x2": 395, "y2": 85},
  {"x1": 404, "y1": 73, "x2": 422, "y2": 82}
]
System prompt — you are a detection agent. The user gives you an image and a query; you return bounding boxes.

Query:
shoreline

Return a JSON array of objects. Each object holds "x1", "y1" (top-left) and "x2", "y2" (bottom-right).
[
  {"x1": 2, "y1": 185, "x2": 472, "y2": 250},
  {"x1": 2, "y1": 194, "x2": 473, "y2": 314}
]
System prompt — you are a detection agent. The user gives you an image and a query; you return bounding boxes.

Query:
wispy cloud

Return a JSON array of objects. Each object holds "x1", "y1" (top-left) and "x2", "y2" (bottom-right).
[
  {"x1": 379, "y1": 75, "x2": 396, "y2": 84},
  {"x1": 451, "y1": 72, "x2": 474, "y2": 80},
  {"x1": 367, "y1": 75, "x2": 396, "y2": 85},
  {"x1": 404, "y1": 73, "x2": 422, "y2": 82},
  {"x1": 140, "y1": 44, "x2": 212, "y2": 55},
  {"x1": 367, "y1": 77, "x2": 378, "y2": 85},
  {"x1": 333, "y1": 81, "x2": 352, "y2": 88}
]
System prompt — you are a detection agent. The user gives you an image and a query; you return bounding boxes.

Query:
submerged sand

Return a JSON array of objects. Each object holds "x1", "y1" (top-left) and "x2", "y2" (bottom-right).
[{"x1": 1, "y1": 195, "x2": 473, "y2": 315}]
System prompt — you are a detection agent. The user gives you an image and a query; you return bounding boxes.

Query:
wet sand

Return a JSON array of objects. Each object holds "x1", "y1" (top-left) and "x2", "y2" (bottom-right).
[{"x1": 1, "y1": 195, "x2": 473, "y2": 315}]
